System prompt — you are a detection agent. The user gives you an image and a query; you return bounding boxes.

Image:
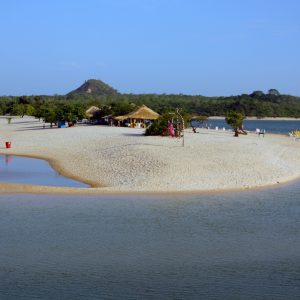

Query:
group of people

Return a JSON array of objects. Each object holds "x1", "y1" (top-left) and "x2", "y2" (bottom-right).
[{"x1": 167, "y1": 121, "x2": 182, "y2": 138}]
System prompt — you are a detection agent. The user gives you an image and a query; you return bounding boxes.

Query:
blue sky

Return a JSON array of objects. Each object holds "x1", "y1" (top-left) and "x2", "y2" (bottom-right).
[{"x1": 0, "y1": 0, "x2": 299, "y2": 96}]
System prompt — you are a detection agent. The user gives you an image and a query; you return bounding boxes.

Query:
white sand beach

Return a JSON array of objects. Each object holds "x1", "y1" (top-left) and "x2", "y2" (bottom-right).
[{"x1": 0, "y1": 116, "x2": 300, "y2": 194}]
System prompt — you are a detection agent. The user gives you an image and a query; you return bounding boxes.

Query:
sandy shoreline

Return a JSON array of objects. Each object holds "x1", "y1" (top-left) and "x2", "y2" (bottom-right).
[{"x1": 1, "y1": 116, "x2": 300, "y2": 194}]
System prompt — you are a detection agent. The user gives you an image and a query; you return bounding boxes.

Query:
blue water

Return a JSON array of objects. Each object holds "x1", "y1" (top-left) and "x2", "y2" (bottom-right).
[
  {"x1": 192, "y1": 119, "x2": 300, "y2": 134},
  {"x1": 0, "y1": 182, "x2": 299, "y2": 299},
  {"x1": 0, "y1": 155, "x2": 89, "y2": 188}
]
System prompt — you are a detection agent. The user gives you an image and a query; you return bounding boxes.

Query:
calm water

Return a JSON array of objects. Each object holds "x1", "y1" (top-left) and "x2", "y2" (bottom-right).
[
  {"x1": 0, "y1": 155, "x2": 89, "y2": 188},
  {"x1": 0, "y1": 183, "x2": 299, "y2": 299},
  {"x1": 193, "y1": 119, "x2": 300, "y2": 134}
]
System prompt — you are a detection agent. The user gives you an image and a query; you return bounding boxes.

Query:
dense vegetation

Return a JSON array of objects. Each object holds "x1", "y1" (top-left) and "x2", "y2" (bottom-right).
[
  {"x1": 1, "y1": 80, "x2": 300, "y2": 123},
  {"x1": 64, "y1": 87, "x2": 300, "y2": 118}
]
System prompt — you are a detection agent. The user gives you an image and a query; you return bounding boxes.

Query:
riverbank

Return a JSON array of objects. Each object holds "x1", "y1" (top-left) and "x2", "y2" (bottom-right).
[
  {"x1": 209, "y1": 116, "x2": 300, "y2": 121},
  {"x1": 1, "y1": 116, "x2": 300, "y2": 194}
]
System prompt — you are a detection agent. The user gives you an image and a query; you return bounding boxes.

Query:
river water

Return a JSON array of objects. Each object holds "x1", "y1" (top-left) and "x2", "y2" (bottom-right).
[
  {"x1": 0, "y1": 182, "x2": 299, "y2": 299},
  {"x1": 0, "y1": 122, "x2": 299, "y2": 299},
  {"x1": 193, "y1": 119, "x2": 300, "y2": 134}
]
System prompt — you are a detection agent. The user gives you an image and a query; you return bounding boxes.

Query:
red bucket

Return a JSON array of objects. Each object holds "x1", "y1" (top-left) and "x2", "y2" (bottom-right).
[{"x1": 5, "y1": 142, "x2": 11, "y2": 149}]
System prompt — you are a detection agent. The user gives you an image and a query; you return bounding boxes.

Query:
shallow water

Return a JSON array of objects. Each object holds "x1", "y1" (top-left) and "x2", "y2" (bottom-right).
[
  {"x1": 0, "y1": 155, "x2": 89, "y2": 187},
  {"x1": 0, "y1": 182, "x2": 299, "y2": 299}
]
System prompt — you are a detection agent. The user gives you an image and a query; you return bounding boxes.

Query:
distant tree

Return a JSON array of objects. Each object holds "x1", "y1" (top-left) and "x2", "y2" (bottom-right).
[
  {"x1": 32, "y1": 96, "x2": 45, "y2": 120},
  {"x1": 110, "y1": 100, "x2": 135, "y2": 116},
  {"x1": 18, "y1": 96, "x2": 30, "y2": 105},
  {"x1": 250, "y1": 91, "x2": 264, "y2": 98},
  {"x1": 25, "y1": 104, "x2": 35, "y2": 116},
  {"x1": 99, "y1": 105, "x2": 113, "y2": 117},
  {"x1": 52, "y1": 103, "x2": 85, "y2": 126},
  {"x1": 225, "y1": 111, "x2": 245, "y2": 137},
  {"x1": 33, "y1": 106, "x2": 43, "y2": 121},
  {"x1": 11, "y1": 104, "x2": 26, "y2": 117},
  {"x1": 268, "y1": 89, "x2": 280, "y2": 96},
  {"x1": 42, "y1": 106, "x2": 57, "y2": 128},
  {"x1": 2, "y1": 87, "x2": 300, "y2": 120}
]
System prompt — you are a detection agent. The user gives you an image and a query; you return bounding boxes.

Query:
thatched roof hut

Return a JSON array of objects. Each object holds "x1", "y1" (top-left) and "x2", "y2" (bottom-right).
[
  {"x1": 114, "y1": 115, "x2": 129, "y2": 121},
  {"x1": 86, "y1": 106, "x2": 101, "y2": 118},
  {"x1": 127, "y1": 105, "x2": 160, "y2": 120},
  {"x1": 115, "y1": 105, "x2": 159, "y2": 121}
]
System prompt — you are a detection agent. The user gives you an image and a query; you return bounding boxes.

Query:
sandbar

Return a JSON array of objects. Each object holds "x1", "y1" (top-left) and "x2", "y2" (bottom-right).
[{"x1": 0, "y1": 116, "x2": 300, "y2": 194}]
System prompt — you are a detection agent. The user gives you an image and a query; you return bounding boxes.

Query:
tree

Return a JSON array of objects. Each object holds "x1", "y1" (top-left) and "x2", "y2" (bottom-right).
[
  {"x1": 33, "y1": 106, "x2": 44, "y2": 121},
  {"x1": 18, "y1": 96, "x2": 30, "y2": 105},
  {"x1": 110, "y1": 100, "x2": 135, "y2": 116},
  {"x1": 32, "y1": 96, "x2": 45, "y2": 120},
  {"x1": 250, "y1": 91, "x2": 264, "y2": 98},
  {"x1": 25, "y1": 104, "x2": 35, "y2": 116},
  {"x1": 225, "y1": 111, "x2": 245, "y2": 137},
  {"x1": 41, "y1": 106, "x2": 57, "y2": 127},
  {"x1": 268, "y1": 89, "x2": 280, "y2": 96},
  {"x1": 11, "y1": 104, "x2": 26, "y2": 117}
]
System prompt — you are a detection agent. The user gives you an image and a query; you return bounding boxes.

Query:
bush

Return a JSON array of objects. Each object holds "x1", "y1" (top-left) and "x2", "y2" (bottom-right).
[{"x1": 145, "y1": 114, "x2": 169, "y2": 136}]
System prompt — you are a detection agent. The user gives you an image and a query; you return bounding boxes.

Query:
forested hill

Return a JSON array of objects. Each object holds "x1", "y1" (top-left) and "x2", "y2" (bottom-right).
[
  {"x1": 67, "y1": 79, "x2": 119, "y2": 96},
  {"x1": 1, "y1": 86, "x2": 300, "y2": 118}
]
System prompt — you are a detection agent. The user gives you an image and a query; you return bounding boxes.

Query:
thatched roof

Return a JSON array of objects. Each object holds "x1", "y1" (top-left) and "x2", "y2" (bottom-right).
[
  {"x1": 85, "y1": 106, "x2": 100, "y2": 118},
  {"x1": 115, "y1": 105, "x2": 159, "y2": 121},
  {"x1": 114, "y1": 115, "x2": 129, "y2": 121}
]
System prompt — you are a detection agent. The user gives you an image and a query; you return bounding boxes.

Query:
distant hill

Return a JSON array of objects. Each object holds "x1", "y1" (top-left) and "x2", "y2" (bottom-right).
[{"x1": 67, "y1": 79, "x2": 119, "y2": 96}]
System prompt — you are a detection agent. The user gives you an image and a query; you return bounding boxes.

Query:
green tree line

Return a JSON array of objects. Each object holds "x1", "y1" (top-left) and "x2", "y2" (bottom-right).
[{"x1": 1, "y1": 89, "x2": 300, "y2": 120}]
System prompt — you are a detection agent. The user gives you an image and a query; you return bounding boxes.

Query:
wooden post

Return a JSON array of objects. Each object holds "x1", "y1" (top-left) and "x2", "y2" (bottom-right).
[{"x1": 176, "y1": 108, "x2": 184, "y2": 147}]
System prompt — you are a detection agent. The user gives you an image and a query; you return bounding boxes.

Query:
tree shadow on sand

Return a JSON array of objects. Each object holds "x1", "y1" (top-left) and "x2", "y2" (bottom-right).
[
  {"x1": 122, "y1": 133, "x2": 145, "y2": 137},
  {"x1": 16, "y1": 126, "x2": 56, "y2": 131}
]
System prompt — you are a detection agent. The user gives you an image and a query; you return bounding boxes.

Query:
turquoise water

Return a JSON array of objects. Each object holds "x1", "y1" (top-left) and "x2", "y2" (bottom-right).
[
  {"x1": 0, "y1": 182, "x2": 299, "y2": 299},
  {"x1": 0, "y1": 155, "x2": 89, "y2": 188}
]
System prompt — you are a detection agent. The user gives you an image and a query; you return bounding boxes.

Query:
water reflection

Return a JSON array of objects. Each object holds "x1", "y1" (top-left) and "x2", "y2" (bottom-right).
[
  {"x1": 5, "y1": 155, "x2": 12, "y2": 164},
  {"x1": 0, "y1": 154, "x2": 89, "y2": 188}
]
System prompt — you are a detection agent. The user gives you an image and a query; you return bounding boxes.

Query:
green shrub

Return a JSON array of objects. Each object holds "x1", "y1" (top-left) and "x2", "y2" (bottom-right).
[{"x1": 145, "y1": 114, "x2": 169, "y2": 136}]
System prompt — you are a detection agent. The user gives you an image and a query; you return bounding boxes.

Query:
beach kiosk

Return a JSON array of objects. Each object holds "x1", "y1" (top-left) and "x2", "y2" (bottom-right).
[
  {"x1": 85, "y1": 106, "x2": 101, "y2": 119},
  {"x1": 114, "y1": 105, "x2": 159, "y2": 128}
]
